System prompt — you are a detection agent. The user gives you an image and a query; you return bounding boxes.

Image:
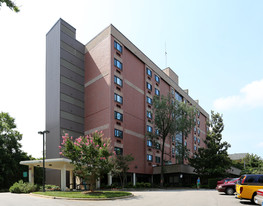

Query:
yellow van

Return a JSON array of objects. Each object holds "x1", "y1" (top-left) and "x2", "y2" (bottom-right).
[{"x1": 236, "y1": 174, "x2": 263, "y2": 203}]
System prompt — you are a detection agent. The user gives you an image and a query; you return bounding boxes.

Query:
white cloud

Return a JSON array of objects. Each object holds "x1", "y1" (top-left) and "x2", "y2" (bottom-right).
[{"x1": 213, "y1": 79, "x2": 263, "y2": 110}]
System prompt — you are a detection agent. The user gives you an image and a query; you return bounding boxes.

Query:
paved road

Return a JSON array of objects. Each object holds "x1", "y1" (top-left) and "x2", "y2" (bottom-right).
[{"x1": 0, "y1": 190, "x2": 255, "y2": 206}]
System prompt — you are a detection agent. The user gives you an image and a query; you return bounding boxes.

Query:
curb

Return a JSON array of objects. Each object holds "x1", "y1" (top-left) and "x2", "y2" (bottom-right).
[{"x1": 30, "y1": 193, "x2": 134, "y2": 201}]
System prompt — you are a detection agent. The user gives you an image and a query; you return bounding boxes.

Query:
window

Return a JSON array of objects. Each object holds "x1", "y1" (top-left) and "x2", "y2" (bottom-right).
[
  {"x1": 114, "y1": 147, "x2": 123, "y2": 155},
  {"x1": 155, "y1": 143, "x2": 160, "y2": 149},
  {"x1": 155, "y1": 156, "x2": 160, "y2": 163},
  {"x1": 114, "y1": 58, "x2": 122, "y2": 70},
  {"x1": 146, "y1": 97, "x2": 152, "y2": 105},
  {"x1": 197, "y1": 119, "x2": 200, "y2": 126},
  {"x1": 194, "y1": 127, "x2": 197, "y2": 133},
  {"x1": 194, "y1": 146, "x2": 197, "y2": 151},
  {"x1": 172, "y1": 147, "x2": 175, "y2": 154},
  {"x1": 194, "y1": 136, "x2": 197, "y2": 143},
  {"x1": 171, "y1": 89, "x2": 175, "y2": 95},
  {"x1": 198, "y1": 111, "x2": 200, "y2": 117},
  {"x1": 197, "y1": 138, "x2": 200, "y2": 144},
  {"x1": 155, "y1": 75, "x2": 160, "y2": 83},
  {"x1": 147, "y1": 111, "x2": 152, "y2": 119},
  {"x1": 175, "y1": 91, "x2": 183, "y2": 102},
  {"x1": 114, "y1": 76, "x2": 123, "y2": 87},
  {"x1": 146, "y1": 67, "x2": 152, "y2": 77},
  {"x1": 258, "y1": 176, "x2": 263, "y2": 183},
  {"x1": 114, "y1": 93, "x2": 123, "y2": 104},
  {"x1": 147, "y1": 125, "x2": 153, "y2": 133},
  {"x1": 155, "y1": 129, "x2": 159, "y2": 135},
  {"x1": 172, "y1": 136, "x2": 175, "y2": 142},
  {"x1": 184, "y1": 141, "x2": 187, "y2": 147},
  {"x1": 146, "y1": 82, "x2": 152, "y2": 91},
  {"x1": 114, "y1": 111, "x2": 123, "y2": 121},
  {"x1": 147, "y1": 140, "x2": 152, "y2": 147},
  {"x1": 114, "y1": 41, "x2": 122, "y2": 53},
  {"x1": 155, "y1": 88, "x2": 160, "y2": 96},
  {"x1": 147, "y1": 154, "x2": 153, "y2": 162},
  {"x1": 246, "y1": 176, "x2": 256, "y2": 183},
  {"x1": 114, "y1": 129, "x2": 123, "y2": 138}
]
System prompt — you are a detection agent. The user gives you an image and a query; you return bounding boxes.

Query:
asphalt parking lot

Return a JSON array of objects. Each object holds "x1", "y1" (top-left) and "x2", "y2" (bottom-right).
[{"x1": 0, "y1": 189, "x2": 256, "y2": 206}]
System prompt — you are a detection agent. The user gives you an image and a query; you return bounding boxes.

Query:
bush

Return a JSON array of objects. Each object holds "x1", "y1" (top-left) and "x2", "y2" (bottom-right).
[
  {"x1": 126, "y1": 182, "x2": 134, "y2": 188},
  {"x1": 9, "y1": 180, "x2": 38, "y2": 193},
  {"x1": 135, "y1": 182, "x2": 151, "y2": 188},
  {"x1": 208, "y1": 178, "x2": 220, "y2": 189},
  {"x1": 39, "y1": 184, "x2": 60, "y2": 191}
]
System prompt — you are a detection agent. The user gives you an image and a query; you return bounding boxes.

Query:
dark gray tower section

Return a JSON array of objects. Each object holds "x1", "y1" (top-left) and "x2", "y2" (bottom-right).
[{"x1": 46, "y1": 19, "x2": 85, "y2": 185}]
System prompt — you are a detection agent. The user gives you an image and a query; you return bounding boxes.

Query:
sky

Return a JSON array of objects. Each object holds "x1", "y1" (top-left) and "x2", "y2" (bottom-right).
[{"x1": 0, "y1": 0, "x2": 263, "y2": 158}]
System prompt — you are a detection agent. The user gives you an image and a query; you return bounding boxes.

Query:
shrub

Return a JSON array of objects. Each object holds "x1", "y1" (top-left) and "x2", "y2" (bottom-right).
[
  {"x1": 135, "y1": 182, "x2": 151, "y2": 188},
  {"x1": 126, "y1": 182, "x2": 134, "y2": 188},
  {"x1": 39, "y1": 184, "x2": 60, "y2": 191},
  {"x1": 208, "y1": 178, "x2": 220, "y2": 189},
  {"x1": 9, "y1": 180, "x2": 38, "y2": 193}
]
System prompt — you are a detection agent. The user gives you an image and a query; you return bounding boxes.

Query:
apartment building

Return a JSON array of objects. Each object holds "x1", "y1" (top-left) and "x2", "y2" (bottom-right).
[{"x1": 46, "y1": 19, "x2": 209, "y2": 186}]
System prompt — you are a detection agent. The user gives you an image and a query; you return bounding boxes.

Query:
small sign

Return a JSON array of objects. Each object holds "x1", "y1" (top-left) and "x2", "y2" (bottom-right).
[{"x1": 23, "y1": 172, "x2": 28, "y2": 178}]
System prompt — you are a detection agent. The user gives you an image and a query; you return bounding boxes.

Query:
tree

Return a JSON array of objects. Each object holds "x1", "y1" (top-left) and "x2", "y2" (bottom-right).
[
  {"x1": 148, "y1": 93, "x2": 196, "y2": 187},
  {"x1": 0, "y1": 112, "x2": 31, "y2": 189},
  {"x1": 0, "y1": 0, "x2": 20, "y2": 12},
  {"x1": 112, "y1": 154, "x2": 134, "y2": 188},
  {"x1": 189, "y1": 111, "x2": 232, "y2": 178},
  {"x1": 241, "y1": 154, "x2": 263, "y2": 174},
  {"x1": 60, "y1": 131, "x2": 114, "y2": 192}
]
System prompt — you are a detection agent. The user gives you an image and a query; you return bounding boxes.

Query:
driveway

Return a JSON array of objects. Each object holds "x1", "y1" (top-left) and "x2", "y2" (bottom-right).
[{"x1": 0, "y1": 189, "x2": 255, "y2": 206}]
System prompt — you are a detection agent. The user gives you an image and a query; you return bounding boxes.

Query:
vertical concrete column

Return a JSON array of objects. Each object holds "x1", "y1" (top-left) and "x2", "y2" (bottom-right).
[
  {"x1": 107, "y1": 173, "x2": 112, "y2": 186},
  {"x1": 61, "y1": 164, "x2": 66, "y2": 191},
  {"x1": 133, "y1": 173, "x2": 136, "y2": 186},
  {"x1": 70, "y1": 170, "x2": 73, "y2": 189},
  {"x1": 96, "y1": 178, "x2": 100, "y2": 189},
  {"x1": 29, "y1": 165, "x2": 34, "y2": 184}
]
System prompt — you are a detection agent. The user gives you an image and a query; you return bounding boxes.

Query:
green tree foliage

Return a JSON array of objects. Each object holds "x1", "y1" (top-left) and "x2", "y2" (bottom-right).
[
  {"x1": 149, "y1": 93, "x2": 196, "y2": 187},
  {"x1": 189, "y1": 111, "x2": 232, "y2": 178},
  {"x1": 0, "y1": 112, "x2": 31, "y2": 189},
  {"x1": 241, "y1": 154, "x2": 263, "y2": 174},
  {"x1": 0, "y1": 0, "x2": 19, "y2": 12},
  {"x1": 112, "y1": 154, "x2": 134, "y2": 188},
  {"x1": 60, "y1": 131, "x2": 114, "y2": 191}
]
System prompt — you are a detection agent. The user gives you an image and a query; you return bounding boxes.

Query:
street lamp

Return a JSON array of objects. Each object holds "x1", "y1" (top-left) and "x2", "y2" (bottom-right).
[{"x1": 38, "y1": 130, "x2": 49, "y2": 192}]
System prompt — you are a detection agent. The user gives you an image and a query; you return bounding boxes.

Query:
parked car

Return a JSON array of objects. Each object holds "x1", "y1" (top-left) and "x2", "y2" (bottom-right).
[
  {"x1": 216, "y1": 178, "x2": 239, "y2": 195},
  {"x1": 217, "y1": 178, "x2": 232, "y2": 186},
  {"x1": 254, "y1": 189, "x2": 263, "y2": 205},
  {"x1": 235, "y1": 174, "x2": 263, "y2": 204}
]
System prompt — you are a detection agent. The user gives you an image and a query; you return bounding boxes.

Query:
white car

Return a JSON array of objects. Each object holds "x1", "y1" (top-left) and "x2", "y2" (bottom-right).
[{"x1": 254, "y1": 189, "x2": 263, "y2": 205}]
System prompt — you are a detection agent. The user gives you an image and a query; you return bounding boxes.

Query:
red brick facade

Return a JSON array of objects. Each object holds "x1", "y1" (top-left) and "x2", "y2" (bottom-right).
[{"x1": 84, "y1": 27, "x2": 209, "y2": 176}]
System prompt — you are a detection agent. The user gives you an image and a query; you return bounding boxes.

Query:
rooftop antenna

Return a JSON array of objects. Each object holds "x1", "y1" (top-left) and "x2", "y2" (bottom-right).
[{"x1": 165, "y1": 41, "x2": 167, "y2": 68}]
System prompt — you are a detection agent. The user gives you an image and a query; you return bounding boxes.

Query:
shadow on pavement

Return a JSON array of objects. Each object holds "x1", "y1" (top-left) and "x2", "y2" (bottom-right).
[{"x1": 239, "y1": 200, "x2": 255, "y2": 205}]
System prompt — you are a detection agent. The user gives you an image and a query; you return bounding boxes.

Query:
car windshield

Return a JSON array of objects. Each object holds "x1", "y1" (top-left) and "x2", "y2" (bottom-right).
[{"x1": 228, "y1": 178, "x2": 238, "y2": 182}]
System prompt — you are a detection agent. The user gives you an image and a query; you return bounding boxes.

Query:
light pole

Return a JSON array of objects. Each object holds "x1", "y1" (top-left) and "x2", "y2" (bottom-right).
[{"x1": 38, "y1": 130, "x2": 49, "y2": 192}]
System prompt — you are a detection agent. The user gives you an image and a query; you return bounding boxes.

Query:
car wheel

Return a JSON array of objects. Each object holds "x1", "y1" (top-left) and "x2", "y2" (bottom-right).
[
  {"x1": 251, "y1": 193, "x2": 256, "y2": 204},
  {"x1": 226, "y1": 187, "x2": 234, "y2": 195}
]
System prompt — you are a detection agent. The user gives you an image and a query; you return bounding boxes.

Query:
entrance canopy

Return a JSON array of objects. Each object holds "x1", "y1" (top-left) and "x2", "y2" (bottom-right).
[
  {"x1": 20, "y1": 158, "x2": 74, "y2": 191},
  {"x1": 20, "y1": 158, "x2": 74, "y2": 170}
]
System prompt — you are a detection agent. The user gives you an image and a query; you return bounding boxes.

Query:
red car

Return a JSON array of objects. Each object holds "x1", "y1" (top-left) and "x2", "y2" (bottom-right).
[
  {"x1": 216, "y1": 178, "x2": 239, "y2": 195},
  {"x1": 217, "y1": 178, "x2": 232, "y2": 186}
]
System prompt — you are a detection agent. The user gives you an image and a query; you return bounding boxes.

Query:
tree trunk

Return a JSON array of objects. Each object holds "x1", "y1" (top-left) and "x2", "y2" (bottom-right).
[
  {"x1": 89, "y1": 174, "x2": 96, "y2": 192},
  {"x1": 160, "y1": 137, "x2": 166, "y2": 188}
]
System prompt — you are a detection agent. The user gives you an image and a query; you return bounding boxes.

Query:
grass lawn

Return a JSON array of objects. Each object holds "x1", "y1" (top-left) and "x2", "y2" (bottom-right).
[{"x1": 33, "y1": 191, "x2": 132, "y2": 199}]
